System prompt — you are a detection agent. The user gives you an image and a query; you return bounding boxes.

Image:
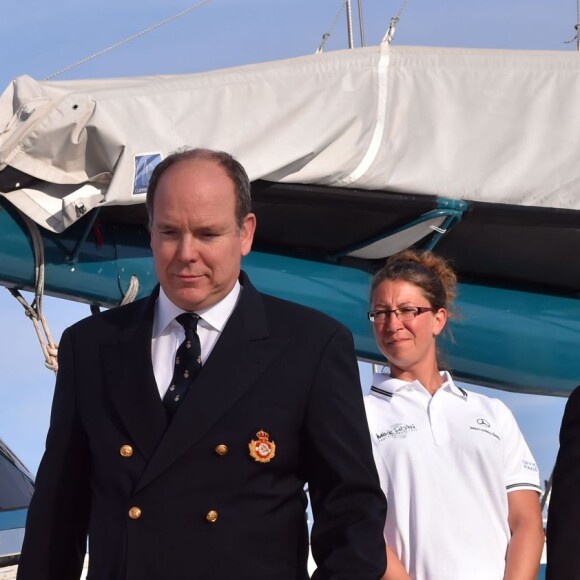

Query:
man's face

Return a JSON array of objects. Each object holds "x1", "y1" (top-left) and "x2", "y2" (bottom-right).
[{"x1": 150, "y1": 159, "x2": 256, "y2": 311}]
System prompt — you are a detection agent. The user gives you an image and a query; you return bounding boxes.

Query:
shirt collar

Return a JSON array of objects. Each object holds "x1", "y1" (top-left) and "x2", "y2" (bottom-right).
[
  {"x1": 370, "y1": 369, "x2": 467, "y2": 399},
  {"x1": 153, "y1": 282, "x2": 241, "y2": 338},
  {"x1": 439, "y1": 371, "x2": 469, "y2": 398}
]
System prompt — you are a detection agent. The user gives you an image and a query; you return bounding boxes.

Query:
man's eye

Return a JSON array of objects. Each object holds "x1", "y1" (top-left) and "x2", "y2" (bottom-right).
[{"x1": 399, "y1": 307, "x2": 417, "y2": 314}]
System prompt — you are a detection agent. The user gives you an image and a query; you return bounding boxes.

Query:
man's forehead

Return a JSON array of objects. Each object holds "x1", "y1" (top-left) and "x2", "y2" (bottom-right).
[
  {"x1": 158, "y1": 158, "x2": 234, "y2": 194},
  {"x1": 169, "y1": 157, "x2": 226, "y2": 176}
]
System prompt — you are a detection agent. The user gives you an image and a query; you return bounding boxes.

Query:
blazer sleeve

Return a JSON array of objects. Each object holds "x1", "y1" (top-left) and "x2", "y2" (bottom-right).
[
  {"x1": 304, "y1": 324, "x2": 387, "y2": 580},
  {"x1": 546, "y1": 385, "x2": 580, "y2": 580},
  {"x1": 17, "y1": 328, "x2": 90, "y2": 580}
]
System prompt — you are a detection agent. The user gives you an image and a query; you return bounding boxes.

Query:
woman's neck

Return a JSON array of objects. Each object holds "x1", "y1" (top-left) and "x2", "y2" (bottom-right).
[{"x1": 388, "y1": 362, "x2": 444, "y2": 396}]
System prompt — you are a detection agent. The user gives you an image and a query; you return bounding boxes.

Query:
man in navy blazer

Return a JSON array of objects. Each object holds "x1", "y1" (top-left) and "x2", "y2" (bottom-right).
[
  {"x1": 546, "y1": 385, "x2": 580, "y2": 580},
  {"x1": 17, "y1": 148, "x2": 387, "y2": 580}
]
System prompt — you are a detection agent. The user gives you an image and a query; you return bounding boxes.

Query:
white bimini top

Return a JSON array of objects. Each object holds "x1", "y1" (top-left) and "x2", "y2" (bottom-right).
[{"x1": 364, "y1": 371, "x2": 541, "y2": 580}]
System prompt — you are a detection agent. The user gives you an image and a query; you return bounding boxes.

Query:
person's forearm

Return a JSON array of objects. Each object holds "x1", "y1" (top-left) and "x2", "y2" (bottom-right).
[
  {"x1": 504, "y1": 526, "x2": 544, "y2": 580},
  {"x1": 381, "y1": 544, "x2": 411, "y2": 580}
]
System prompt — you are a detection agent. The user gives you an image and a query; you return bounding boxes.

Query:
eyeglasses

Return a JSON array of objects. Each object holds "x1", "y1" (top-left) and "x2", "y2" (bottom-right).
[{"x1": 367, "y1": 306, "x2": 435, "y2": 323}]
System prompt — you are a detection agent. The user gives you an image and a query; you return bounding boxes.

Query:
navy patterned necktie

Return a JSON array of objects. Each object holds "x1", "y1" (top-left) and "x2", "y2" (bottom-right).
[{"x1": 163, "y1": 313, "x2": 202, "y2": 420}]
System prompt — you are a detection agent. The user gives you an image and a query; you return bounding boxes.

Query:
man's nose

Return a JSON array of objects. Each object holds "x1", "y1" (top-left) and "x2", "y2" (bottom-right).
[{"x1": 177, "y1": 235, "x2": 200, "y2": 261}]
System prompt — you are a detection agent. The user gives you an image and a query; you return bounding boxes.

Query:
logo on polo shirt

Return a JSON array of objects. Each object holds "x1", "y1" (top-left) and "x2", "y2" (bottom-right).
[
  {"x1": 523, "y1": 459, "x2": 539, "y2": 472},
  {"x1": 470, "y1": 418, "x2": 500, "y2": 440},
  {"x1": 375, "y1": 423, "x2": 417, "y2": 442}
]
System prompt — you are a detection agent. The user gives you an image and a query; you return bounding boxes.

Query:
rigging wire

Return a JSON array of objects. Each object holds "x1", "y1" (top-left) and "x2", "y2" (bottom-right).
[
  {"x1": 44, "y1": 0, "x2": 213, "y2": 80},
  {"x1": 316, "y1": 1, "x2": 347, "y2": 54},
  {"x1": 357, "y1": 0, "x2": 366, "y2": 47},
  {"x1": 382, "y1": 0, "x2": 411, "y2": 45}
]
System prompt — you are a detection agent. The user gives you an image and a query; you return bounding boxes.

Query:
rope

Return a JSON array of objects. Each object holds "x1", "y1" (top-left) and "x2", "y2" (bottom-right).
[
  {"x1": 8, "y1": 216, "x2": 141, "y2": 372},
  {"x1": 382, "y1": 0, "x2": 411, "y2": 45},
  {"x1": 44, "y1": 0, "x2": 213, "y2": 80},
  {"x1": 9, "y1": 289, "x2": 59, "y2": 372},
  {"x1": 316, "y1": 1, "x2": 347, "y2": 54},
  {"x1": 8, "y1": 213, "x2": 59, "y2": 373},
  {"x1": 120, "y1": 275, "x2": 140, "y2": 306}
]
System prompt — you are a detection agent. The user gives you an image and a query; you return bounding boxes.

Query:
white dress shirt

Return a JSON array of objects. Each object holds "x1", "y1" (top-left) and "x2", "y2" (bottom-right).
[{"x1": 151, "y1": 282, "x2": 241, "y2": 398}]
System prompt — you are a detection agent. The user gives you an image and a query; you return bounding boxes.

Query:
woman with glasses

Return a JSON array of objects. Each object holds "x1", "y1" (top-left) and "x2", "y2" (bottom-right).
[{"x1": 364, "y1": 249, "x2": 544, "y2": 580}]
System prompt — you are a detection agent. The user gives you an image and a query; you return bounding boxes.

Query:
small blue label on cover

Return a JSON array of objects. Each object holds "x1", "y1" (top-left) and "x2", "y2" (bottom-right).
[{"x1": 134, "y1": 153, "x2": 162, "y2": 195}]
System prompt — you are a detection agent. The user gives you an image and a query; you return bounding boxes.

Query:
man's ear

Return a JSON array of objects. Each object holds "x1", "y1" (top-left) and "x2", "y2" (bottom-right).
[{"x1": 240, "y1": 213, "x2": 256, "y2": 257}]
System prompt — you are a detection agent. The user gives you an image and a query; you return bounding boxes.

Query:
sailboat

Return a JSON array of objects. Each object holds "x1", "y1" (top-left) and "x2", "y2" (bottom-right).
[
  {"x1": 0, "y1": 42, "x2": 578, "y2": 396},
  {"x1": 0, "y1": 3, "x2": 578, "y2": 577}
]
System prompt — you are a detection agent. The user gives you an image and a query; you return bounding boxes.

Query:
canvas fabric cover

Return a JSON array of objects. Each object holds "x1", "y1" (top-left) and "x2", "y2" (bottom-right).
[{"x1": 1, "y1": 43, "x2": 579, "y2": 233}]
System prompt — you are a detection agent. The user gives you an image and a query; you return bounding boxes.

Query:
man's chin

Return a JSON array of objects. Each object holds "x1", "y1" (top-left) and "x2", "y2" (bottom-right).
[{"x1": 169, "y1": 287, "x2": 209, "y2": 311}]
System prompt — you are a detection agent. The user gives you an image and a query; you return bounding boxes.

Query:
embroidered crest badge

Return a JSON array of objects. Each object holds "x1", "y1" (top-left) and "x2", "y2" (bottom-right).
[{"x1": 248, "y1": 429, "x2": 276, "y2": 463}]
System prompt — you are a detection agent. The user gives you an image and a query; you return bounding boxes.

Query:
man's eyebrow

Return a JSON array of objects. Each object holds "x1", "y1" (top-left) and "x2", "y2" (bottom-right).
[{"x1": 197, "y1": 223, "x2": 229, "y2": 233}]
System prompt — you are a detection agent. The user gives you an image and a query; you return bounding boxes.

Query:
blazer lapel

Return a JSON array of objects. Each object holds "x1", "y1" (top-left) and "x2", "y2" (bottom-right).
[
  {"x1": 136, "y1": 275, "x2": 288, "y2": 491},
  {"x1": 102, "y1": 291, "x2": 168, "y2": 461}
]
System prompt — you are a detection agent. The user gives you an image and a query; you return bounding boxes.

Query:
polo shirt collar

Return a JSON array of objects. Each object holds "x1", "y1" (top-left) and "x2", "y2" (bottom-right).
[
  {"x1": 370, "y1": 369, "x2": 468, "y2": 400},
  {"x1": 439, "y1": 370, "x2": 469, "y2": 398}
]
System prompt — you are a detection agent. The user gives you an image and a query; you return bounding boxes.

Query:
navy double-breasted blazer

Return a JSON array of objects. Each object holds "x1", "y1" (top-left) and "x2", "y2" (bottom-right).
[
  {"x1": 546, "y1": 385, "x2": 580, "y2": 580},
  {"x1": 17, "y1": 272, "x2": 387, "y2": 580}
]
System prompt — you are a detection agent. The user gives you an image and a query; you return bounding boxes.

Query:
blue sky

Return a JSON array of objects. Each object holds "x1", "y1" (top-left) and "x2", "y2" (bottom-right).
[{"x1": 0, "y1": 0, "x2": 574, "y2": 487}]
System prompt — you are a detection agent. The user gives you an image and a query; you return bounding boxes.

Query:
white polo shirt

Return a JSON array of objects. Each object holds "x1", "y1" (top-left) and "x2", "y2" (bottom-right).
[{"x1": 364, "y1": 371, "x2": 541, "y2": 580}]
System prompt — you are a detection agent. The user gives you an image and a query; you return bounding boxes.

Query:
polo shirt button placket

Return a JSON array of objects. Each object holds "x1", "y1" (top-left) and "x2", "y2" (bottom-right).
[{"x1": 428, "y1": 393, "x2": 449, "y2": 446}]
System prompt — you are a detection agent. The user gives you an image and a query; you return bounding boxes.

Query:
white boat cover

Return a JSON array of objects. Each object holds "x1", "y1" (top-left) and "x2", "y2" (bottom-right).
[{"x1": 1, "y1": 43, "x2": 579, "y2": 233}]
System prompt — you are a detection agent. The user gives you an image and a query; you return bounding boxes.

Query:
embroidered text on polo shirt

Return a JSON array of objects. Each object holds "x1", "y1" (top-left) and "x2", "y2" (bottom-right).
[
  {"x1": 469, "y1": 417, "x2": 501, "y2": 440},
  {"x1": 375, "y1": 423, "x2": 418, "y2": 442}
]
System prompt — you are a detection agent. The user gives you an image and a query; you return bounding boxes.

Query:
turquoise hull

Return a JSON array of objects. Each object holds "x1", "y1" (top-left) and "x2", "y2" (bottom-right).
[{"x1": 1, "y1": 198, "x2": 578, "y2": 396}]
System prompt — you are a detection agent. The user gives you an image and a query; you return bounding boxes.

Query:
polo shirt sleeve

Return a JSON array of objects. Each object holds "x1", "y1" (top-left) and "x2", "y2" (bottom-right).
[{"x1": 495, "y1": 399, "x2": 542, "y2": 493}]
